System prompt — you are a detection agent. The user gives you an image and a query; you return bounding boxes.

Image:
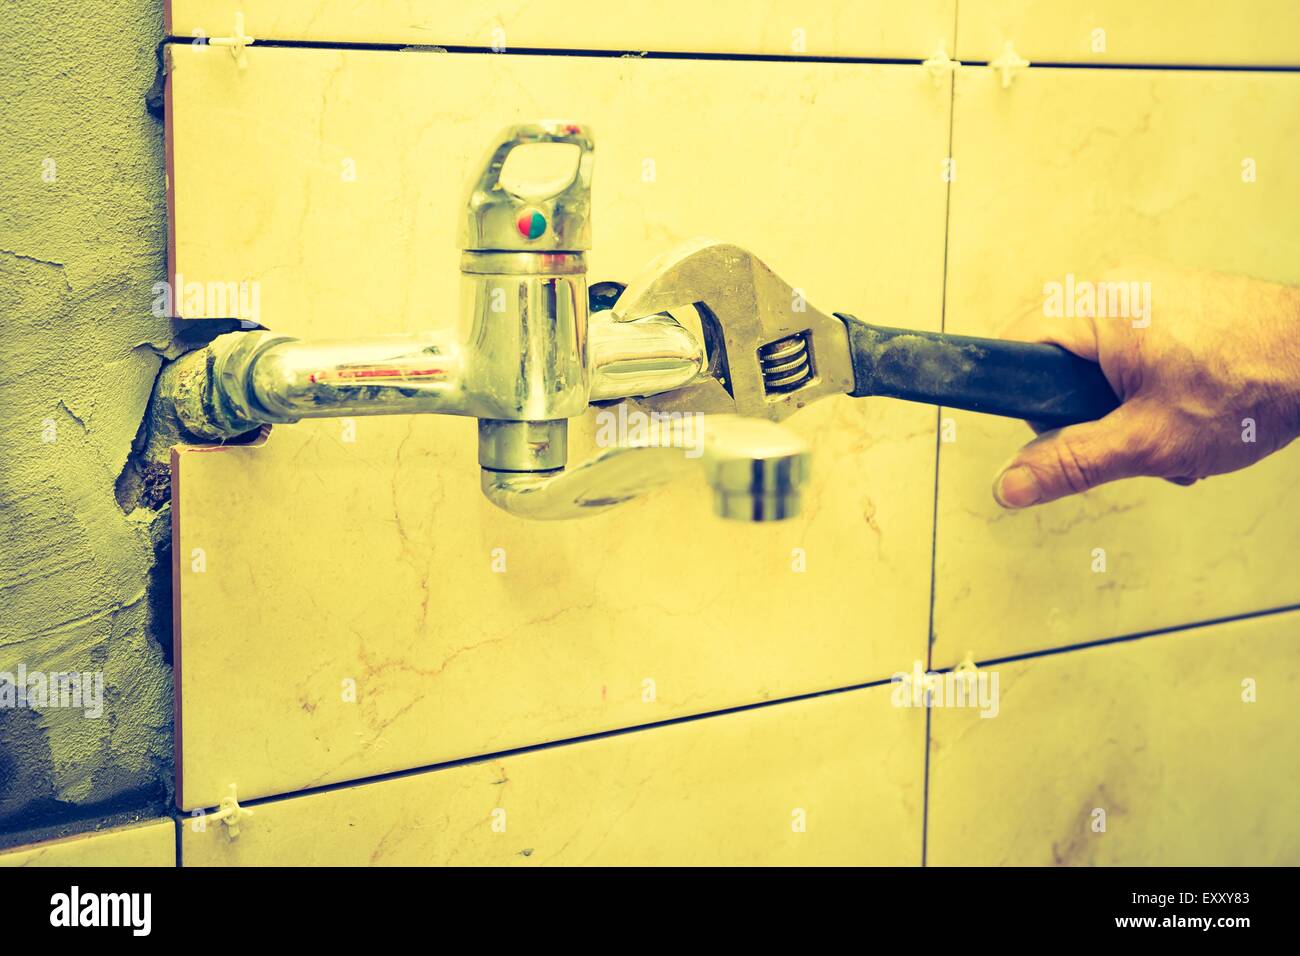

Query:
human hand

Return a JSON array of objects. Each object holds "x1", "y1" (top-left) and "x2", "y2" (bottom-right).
[{"x1": 993, "y1": 261, "x2": 1300, "y2": 509}]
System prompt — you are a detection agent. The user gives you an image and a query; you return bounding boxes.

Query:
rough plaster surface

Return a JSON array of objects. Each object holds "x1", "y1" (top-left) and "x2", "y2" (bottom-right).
[{"x1": 0, "y1": 0, "x2": 174, "y2": 844}]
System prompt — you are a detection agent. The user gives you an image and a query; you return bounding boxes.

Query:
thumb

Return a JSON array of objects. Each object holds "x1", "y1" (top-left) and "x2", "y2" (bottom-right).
[{"x1": 993, "y1": 405, "x2": 1153, "y2": 508}]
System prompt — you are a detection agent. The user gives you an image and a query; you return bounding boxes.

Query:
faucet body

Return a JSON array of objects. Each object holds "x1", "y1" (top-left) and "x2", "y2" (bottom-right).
[
  {"x1": 457, "y1": 255, "x2": 589, "y2": 425},
  {"x1": 460, "y1": 124, "x2": 594, "y2": 472},
  {"x1": 158, "y1": 121, "x2": 812, "y2": 522}
]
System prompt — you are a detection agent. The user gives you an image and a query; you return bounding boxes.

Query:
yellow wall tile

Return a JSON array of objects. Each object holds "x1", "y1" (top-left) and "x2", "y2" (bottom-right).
[
  {"x1": 934, "y1": 67, "x2": 1300, "y2": 667},
  {"x1": 928, "y1": 610, "x2": 1300, "y2": 865},
  {"x1": 168, "y1": 46, "x2": 948, "y2": 809},
  {"x1": 167, "y1": 1, "x2": 956, "y2": 59},
  {"x1": 958, "y1": 0, "x2": 1300, "y2": 66},
  {"x1": 0, "y1": 819, "x2": 176, "y2": 867},
  {"x1": 181, "y1": 682, "x2": 922, "y2": 865}
]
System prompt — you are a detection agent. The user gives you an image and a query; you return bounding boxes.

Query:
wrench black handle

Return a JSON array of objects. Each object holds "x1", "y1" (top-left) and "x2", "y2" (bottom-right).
[{"x1": 837, "y1": 313, "x2": 1120, "y2": 429}]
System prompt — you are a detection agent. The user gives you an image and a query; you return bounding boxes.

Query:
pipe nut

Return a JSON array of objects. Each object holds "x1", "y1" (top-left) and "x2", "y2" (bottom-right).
[{"x1": 209, "y1": 330, "x2": 300, "y2": 430}]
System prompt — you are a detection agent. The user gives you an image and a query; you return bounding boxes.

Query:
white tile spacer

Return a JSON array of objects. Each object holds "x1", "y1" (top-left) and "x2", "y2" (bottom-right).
[
  {"x1": 208, "y1": 12, "x2": 255, "y2": 70},
  {"x1": 953, "y1": 651, "x2": 980, "y2": 686},
  {"x1": 989, "y1": 41, "x2": 1030, "y2": 89},
  {"x1": 208, "y1": 784, "x2": 254, "y2": 840},
  {"x1": 922, "y1": 43, "x2": 962, "y2": 88}
]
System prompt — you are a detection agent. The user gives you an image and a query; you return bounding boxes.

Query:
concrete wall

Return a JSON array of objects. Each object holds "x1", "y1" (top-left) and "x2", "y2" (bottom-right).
[{"x1": 0, "y1": 0, "x2": 173, "y2": 845}]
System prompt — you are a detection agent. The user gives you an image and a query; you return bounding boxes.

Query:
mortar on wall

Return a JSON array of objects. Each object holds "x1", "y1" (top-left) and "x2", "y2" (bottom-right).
[{"x1": 0, "y1": 0, "x2": 177, "y2": 847}]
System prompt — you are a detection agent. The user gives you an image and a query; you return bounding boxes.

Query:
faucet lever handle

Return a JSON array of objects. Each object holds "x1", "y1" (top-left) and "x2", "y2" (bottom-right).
[{"x1": 463, "y1": 120, "x2": 595, "y2": 253}]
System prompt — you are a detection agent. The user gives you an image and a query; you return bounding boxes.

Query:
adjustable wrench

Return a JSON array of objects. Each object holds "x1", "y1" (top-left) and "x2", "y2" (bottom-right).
[{"x1": 609, "y1": 238, "x2": 1119, "y2": 428}]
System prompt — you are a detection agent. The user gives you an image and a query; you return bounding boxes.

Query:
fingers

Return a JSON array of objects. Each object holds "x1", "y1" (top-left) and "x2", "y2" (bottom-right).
[
  {"x1": 1002, "y1": 302, "x2": 1101, "y2": 362},
  {"x1": 992, "y1": 404, "x2": 1156, "y2": 508}
]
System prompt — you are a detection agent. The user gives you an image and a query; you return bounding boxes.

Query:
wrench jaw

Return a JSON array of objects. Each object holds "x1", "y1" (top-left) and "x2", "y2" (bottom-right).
[
  {"x1": 481, "y1": 238, "x2": 849, "y2": 524},
  {"x1": 610, "y1": 239, "x2": 855, "y2": 422}
]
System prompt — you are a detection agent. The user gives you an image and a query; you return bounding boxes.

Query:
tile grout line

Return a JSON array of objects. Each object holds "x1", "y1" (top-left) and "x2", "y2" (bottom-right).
[
  {"x1": 161, "y1": 36, "x2": 927, "y2": 65},
  {"x1": 922, "y1": 2, "x2": 961, "y2": 870},
  {"x1": 921, "y1": 706, "x2": 933, "y2": 866},
  {"x1": 159, "y1": 37, "x2": 1300, "y2": 72},
  {"x1": 966, "y1": 599, "x2": 1300, "y2": 672},
  {"x1": 183, "y1": 673, "x2": 903, "y2": 815},
  {"x1": 1011, "y1": 60, "x2": 1300, "y2": 73}
]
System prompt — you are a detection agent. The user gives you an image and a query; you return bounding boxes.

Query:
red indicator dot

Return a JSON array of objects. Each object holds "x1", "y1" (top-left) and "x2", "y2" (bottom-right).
[{"x1": 516, "y1": 209, "x2": 547, "y2": 240}]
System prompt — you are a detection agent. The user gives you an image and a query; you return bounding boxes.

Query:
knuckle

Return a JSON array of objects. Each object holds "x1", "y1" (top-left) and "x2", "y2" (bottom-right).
[
  {"x1": 1134, "y1": 431, "x2": 1175, "y2": 473},
  {"x1": 1140, "y1": 414, "x2": 1203, "y2": 478},
  {"x1": 1051, "y1": 439, "x2": 1099, "y2": 494}
]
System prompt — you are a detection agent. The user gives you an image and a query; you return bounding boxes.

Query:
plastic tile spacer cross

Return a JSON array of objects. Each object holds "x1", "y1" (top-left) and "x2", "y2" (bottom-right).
[
  {"x1": 207, "y1": 784, "x2": 255, "y2": 840},
  {"x1": 922, "y1": 43, "x2": 962, "y2": 88},
  {"x1": 989, "y1": 40, "x2": 1030, "y2": 89},
  {"x1": 208, "y1": 12, "x2": 255, "y2": 70},
  {"x1": 953, "y1": 651, "x2": 981, "y2": 689}
]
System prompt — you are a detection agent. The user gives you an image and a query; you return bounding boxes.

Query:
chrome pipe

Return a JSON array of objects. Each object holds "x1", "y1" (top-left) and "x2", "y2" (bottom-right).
[
  {"x1": 250, "y1": 331, "x2": 470, "y2": 420},
  {"x1": 175, "y1": 309, "x2": 707, "y2": 438},
  {"x1": 588, "y1": 310, "x2": 706, "y2": 401}
]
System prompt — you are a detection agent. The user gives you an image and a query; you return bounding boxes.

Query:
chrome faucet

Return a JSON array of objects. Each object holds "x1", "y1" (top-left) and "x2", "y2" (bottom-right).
[
  {"x1": 460, "y1": 122, "x2": 593, "y2": 473},
  {"x1": 157, "y1": 121, "x2": 811, "y2": 522}
]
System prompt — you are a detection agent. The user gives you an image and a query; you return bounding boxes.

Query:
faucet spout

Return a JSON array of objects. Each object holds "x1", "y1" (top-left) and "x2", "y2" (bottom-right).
[{"x1": 480, "y1": 414, "x2": 809, "y2": 522}]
